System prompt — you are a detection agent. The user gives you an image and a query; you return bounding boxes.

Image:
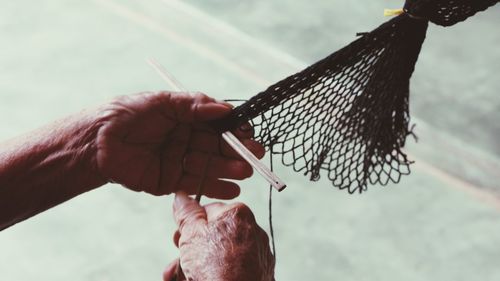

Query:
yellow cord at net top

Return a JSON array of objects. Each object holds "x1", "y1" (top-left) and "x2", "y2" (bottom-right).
[{"x1": 384, "y1": 8, "x2": 404, "y2": 17}]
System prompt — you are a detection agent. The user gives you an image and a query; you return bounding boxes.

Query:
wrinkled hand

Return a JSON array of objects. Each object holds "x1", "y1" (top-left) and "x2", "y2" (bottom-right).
[
  {"x1": 96, "y1": 92, "x2": 264, "y2": 199},
  {"x1": 163, "y1": 192, "x2": 275, "y2": 281}
]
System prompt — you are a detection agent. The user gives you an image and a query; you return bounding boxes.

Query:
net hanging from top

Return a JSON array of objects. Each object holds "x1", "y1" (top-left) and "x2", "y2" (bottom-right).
[{"x1": 212, "y1": 0, "x2": 499, "y2": 193}]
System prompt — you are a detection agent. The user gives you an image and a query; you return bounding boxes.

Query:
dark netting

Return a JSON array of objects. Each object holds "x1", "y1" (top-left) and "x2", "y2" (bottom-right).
[
  {"x1": 404, "y1": 0, "x2": 499, "y2": 26},
  {"x1": 212, "y1": 0, "x2": 498, "y2": 193}
]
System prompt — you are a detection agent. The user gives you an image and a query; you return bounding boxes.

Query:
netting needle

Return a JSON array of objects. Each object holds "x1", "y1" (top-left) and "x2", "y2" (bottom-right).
[{"x1": 147, "y1": 58, "x2": 286, "y2": 192}]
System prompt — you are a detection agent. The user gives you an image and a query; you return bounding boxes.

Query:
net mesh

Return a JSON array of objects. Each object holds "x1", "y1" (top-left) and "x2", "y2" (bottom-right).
[
  {"x1": 404, "y1": 0, "x2": 498, "y2": 26},
  {"x1": 213, "y1": 0, "x2": 498, "y2": 193}
]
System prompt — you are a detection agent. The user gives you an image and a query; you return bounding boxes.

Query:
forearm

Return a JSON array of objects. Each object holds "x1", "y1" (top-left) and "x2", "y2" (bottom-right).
[{"x1": 0, "y1": 109, "x2": 107, "y2": 230}]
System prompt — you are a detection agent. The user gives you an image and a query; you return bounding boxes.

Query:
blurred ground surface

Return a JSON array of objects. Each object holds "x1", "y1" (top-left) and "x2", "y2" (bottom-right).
[{"x1": 0, "y1": 1, "x2": 499, "y2": 280}]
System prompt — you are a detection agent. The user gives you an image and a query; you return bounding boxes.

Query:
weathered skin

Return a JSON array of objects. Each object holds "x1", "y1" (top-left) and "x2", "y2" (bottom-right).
[
  {"x1": 164, "y1": 192, "x2": 275, "y2": 281},
  {"x1": 0, "y1": 91, "x2": 264, "y2": 230}
]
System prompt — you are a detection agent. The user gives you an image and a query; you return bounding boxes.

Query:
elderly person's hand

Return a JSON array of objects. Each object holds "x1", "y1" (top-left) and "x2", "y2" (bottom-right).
[
  {"x1": 96, "y1": 92, "x2": 263, "y2": 198},
  {"x1": 0, "y1": 91, "x2": 264, "y2": 230},
  {"x1": 163, "y1": 192, "x2": 275, "y2": 281}
]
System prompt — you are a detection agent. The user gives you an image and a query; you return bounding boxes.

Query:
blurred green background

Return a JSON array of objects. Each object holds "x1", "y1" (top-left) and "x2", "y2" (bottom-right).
[{"x1": 0, "y1": 0, "x2": 499, "y2": 280}]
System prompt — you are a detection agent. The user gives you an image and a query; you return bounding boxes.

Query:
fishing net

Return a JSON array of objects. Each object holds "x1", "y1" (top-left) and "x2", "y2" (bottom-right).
[{"x1": 212, "y1": 0, "x2": 498, "y2": 193}]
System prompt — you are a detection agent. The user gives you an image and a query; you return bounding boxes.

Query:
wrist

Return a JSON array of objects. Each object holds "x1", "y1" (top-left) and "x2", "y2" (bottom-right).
[
  {"x1": 0, "y1": 108, "x2": 108, "y2": 229},
  {"x1": 63, "y1": 108, "x2": 109, "y2": 191}
]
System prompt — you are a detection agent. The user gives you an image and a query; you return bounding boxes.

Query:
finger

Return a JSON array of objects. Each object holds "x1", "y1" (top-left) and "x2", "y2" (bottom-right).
[
  {"x1": 223, "y1": 138, "x2": 265, "y2": 160},
  {"x1": 204, "y1": 202, "x2": 233, "y2": 222},
  {"x1": 155, "y1": 125, "x2": 191, "y2": 195},
  {"x1": 173, "y1": 192, "x2": 207, "y2": 234},
  {"x1": 189, "y1": 131, "x2": 265, "y2": 159},
  {"x1": 202, "y1": 201, "x2": 227, "y2": 220},
  {"x1": 190, "y1": 120, "x2": 254, "y2": 139},
  {"x1": 183, "y1": 152, "x2": 253, "y2": 180},
  {"x1": 168, "y1": 92, "x2": 233, "y2": 122},
  {"x1": 194, "y1": 102, "x2": 232, "y2": 121},
  {"x1": 204, "y1": 202, "x2": 256, "y2": 223},
  {"x1": 163, "y1": 259, "x2": 180, "y2": 281},
  {"x1": 231, "y1": 122, "x2": 254, "y2": 139},
  {"x1": 203, "y1": 202, "x2": 227, "y2": 209},
  {"x1": 177, "y1": 176, "x2": 240, "y2": 200}
]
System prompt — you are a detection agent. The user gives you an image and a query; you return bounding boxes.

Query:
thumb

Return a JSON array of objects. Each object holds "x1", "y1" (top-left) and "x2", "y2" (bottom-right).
[
  {"x1": 169, "y1": 92, "x2": 232, "y2": 122},
  {"x1": 193, "y1": 101, "x2": 232, "y2": 122},
  {"x1": 173, "y1": 192, "x2": 207, "y2": 234},
  {"x1": 162, "y1": 259, "x2": 178, "y2": 281},
  {"x1": 163, "y1": 259, "x2": 186, "y2": 281}
]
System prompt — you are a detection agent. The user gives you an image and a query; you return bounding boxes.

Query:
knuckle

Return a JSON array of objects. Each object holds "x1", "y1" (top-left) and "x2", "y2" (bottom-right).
[
  {"x1": 231, "y1": 203, "x2": 255, "y2": 221},
  {"x1": 155, "y1": 91, "x2": 173, "y2": 102},
  {"x1": 178, "y1": 211, "x2": 204, "y2": 233},
  {"x1": 193, "y1": 92, "x2": 211, "y2": 102}
]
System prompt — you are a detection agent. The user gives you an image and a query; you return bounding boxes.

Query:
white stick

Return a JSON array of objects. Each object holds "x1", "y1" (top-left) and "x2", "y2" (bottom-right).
[
  {"x1": 147, "y1": 59, "x2": 185, "y2": 90},
  {"x1": 147, "y1": 58, "x2": 286, "y2": 191},
  {"x1": 222, "y1": 131, "x2": 286, "y2": 191}
]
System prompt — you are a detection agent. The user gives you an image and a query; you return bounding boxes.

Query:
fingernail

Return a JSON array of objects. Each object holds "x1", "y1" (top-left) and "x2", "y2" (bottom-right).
[
  {"x1": 239, "y1": 123, "x2": 251, "y2": 131},
  {"x1": 174, "y1": 191, "x2": 191, "y2": 210},
  {"x1": 173, "y1": 192, "x2": 192, "y2": 218},
  {"x1": 174, "y1": 191, "x2": 190, "y2": 206}
]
